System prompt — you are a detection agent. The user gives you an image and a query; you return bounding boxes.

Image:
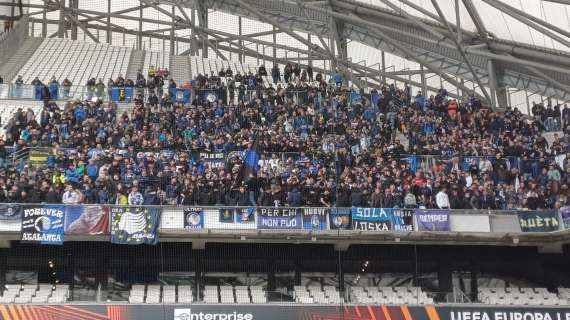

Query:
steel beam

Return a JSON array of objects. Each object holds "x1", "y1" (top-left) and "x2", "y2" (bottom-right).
[
  {"x1": 462, "y1": 0, "x2": 487, "y2": 35},
  {"x1": 430, "y1": 0, "x2": 492, "y2": 106},
  {"x1": 306, "y1": 2, "x2": 487, "y2": 101}
]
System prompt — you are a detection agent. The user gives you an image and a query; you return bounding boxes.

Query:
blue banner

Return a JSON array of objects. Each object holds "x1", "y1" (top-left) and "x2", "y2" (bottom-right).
[
  {"x1": 302, "y1": 208, "x2": 328, "y2": 231},
  {"x1": 371, "y1": 92, "x2": 380, "y2": 107},
  {"x1": 349, "y1": 91, "x2": 362, "y2": 105},
  {"x1": 110, "y1": 207, "x2": 161, "y2": 245},
  {"x1": 21, "y1": 205, "x2": 65, "y2": 245},
  {"x1": 415, "y1": 210, "x2": 450, "y2": 231},
  {"x1": 235, "y1": 207, "x2": 255, "y2": 224},
  {"x1": 329, "y1": 208, "x2": 351, "y2": 230},
  {"x1": 111, "y1": 87, "x2": 133, "y2": 102},
  {"x1": 49, "y1": 83, "x2": 59, "y2": 100},
  {"x1": 34, "y1": 85, "x2": 43, "y2": 100},
  {"x1": 462, "y1": 156, "x2": 480, "y2": 172},
  {"x1": 257, "y1": 208, "x2": 302, "y2": 230},
  {"x1": 169, "y1": 88, "x2": 191, "y2": 104},
  {"x1": 198, "y1": 89, "x2": 225, "y2": 103},
  {"x1": 183, "y1": 207, "x2": 204, "y2": 230},
  {"x1": 402, "y1": 155, "x2": 418, "y2": 174},
  {"x1": 392, "y1": 209, "x2": 414, "y2": 231},
  {"x1": 352, "y1": 208, "x2": 393, "y2": 231}
]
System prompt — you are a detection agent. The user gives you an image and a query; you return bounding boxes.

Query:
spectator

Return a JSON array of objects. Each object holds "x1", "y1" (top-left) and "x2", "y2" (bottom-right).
[
  {"x1": 62, "y1": 184, "x2": 81, "y2": 204},
  {"x1": 435, "y1": 187, "x2": 450, "y2": 209}
]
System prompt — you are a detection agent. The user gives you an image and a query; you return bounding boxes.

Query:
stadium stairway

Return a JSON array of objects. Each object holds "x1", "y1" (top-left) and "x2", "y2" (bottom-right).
[
  {"x1": 126, "y1": 50, "x2": 146, "y2": 81},
  {"x1": 170, "y1": 56, "x2": 191, "y2": 86},
  {"x1": 0, "y1": 38, "x2": 43, "y2": 83}
]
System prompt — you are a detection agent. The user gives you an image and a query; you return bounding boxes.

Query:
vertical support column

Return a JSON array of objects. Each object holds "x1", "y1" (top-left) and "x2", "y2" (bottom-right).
[
  {"x1": 138, "y1": 0, "x2": 143, "y2": 50},
  {"x1": 70, "y1": 0, "x2": 78, "y2": 40},
  {"x1": 421, "y1": 66, "x2": 427, "y2": 97},
  {"x1": 267, "y1": 256, "x2": 276, "y2": 292},
  {"x1": 192, "y1": 249, "x2": 204, "y2": 303},
  {"x1": 106, "y1": 0, "x2": 112, "y2": 44},
  {"x1": 329, "y1": 17, "x2": 336, "y2": 73},
  {"x1": 487, "y1": 59, "x2": 498, "y2": 109},
  {"x1": 525, "y1": 90, "x2": 531, "y2": 115},
  {"x1": 42, "y1": 8, "x2": 47, "y2": 38},
  {"x1": 0, "y1": 248, "x2": 6, "y2": 295},
  {"x1": 470, "y1": 264, "x2": 479, "y2": 302},
  {"x1": 57, "y1": 0, "x2": 65, "y2": 38},
  {"x1": 337, "y1": 250, "x2": 345, "y2": 293},
  {"x1": 197, "y1": 1, "x2": 208, "y2": 59},
  {"x1": 381, "y1": 51, "x2": 386, "y2": 84},
  {"x1": 238, "y1": 17, "x2": 243, "y2": 63},
  {"x1": 272, "y1": 26, "x2": 277, "y2": 63},
  {"x1": 170, "y1": 5, "x2": 175, "y2": 56},
  {"x1": 190, "y1": 8, "x2": 196, "y2": 56},
  {"x1": 307, "y1": 34, "x2": 312, "y2": 67}
]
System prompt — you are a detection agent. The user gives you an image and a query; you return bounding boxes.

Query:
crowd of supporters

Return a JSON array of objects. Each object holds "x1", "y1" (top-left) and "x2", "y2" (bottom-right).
[{"x1": 1, "y1": 64, "x2": 570, "y2": 211}]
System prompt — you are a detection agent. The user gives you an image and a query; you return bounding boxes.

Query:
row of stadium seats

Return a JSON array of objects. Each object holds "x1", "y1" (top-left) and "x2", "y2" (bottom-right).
[
  {"x1": 349, "y1": 286, "x2": 434, "y2": 305},
  {"x1": 203, "y1": 285, "x2": 267, "y2": 304},
  {"x1": 129, "y1": 284, "x2": 193, "y2": 304},
  {"x1": 189, "y1": 56, "x2": 256, "y2": 80},
  {"x1": 479, "y1": 287, "x2": 567, "y2": 306},
  {"x1": 0, "y1": 284, "x2": 69, "y2": 304},
  {"x1": 128, "y1": 285, "x2": 267, "y2": 304},
  {"x1": 17, "y1": 38, "x2": 131, "y2": 85},
  {"x1": 294, "y1": 285, "x2": 343, "y2": 304}
]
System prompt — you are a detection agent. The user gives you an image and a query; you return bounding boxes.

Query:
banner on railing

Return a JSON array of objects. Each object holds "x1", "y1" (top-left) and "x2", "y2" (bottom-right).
[
  {"x1": 198, "y1": 89, "x2": 223, "y2": 103},
  {"x1": 111, "y1": 87, "x2": 133, "y2": 102},
  {"x1": 21, "y1": 205, "x2": 65, "y2": 245},
  {"x1": 352, "y1": 208, "x2": 393, "y2": 231},
  {"x1": 0, "y1": 204, "x2": 21, "y2": 232},
  {"x1": 257, "y1": 208, "x2": 302, "y2": 230},
  {"x1": 302, "y1": 208, "x2": 328, "y2": 231},
  {"x1": 64, "y1": 205, "x2": 109, "y2": 235},
  {"x1": 168, "y1": 88, "x2": 191, "y2": 104},
  {"x1": 3, "y1": 304, "x2": 570, "y2": 320},
  {"x1": 560, "y1": 206, "x2": 570, "y2": 229},
  {"x1": 110, "y1": 207, "x2": 161, "y2": 245},
  {"x1": 200, "y1": 152, "x2": 226, "y2": 169},
  {"x1": 329, "y1": 208, "x2": 351, "y2": 230},
  {"x1": 183, "y1": 207, "x2": 204, "y2": 230},
  {"x1": 415, "y1": 209, "x2": 450, "y2": 231},
  {"x1": 517, "y1": 210, "x2": 560, "y2": 232},
  {"x1": 236, "y1": 208, "x2": 256, "y2": 224},
  {"x1": 393, "y1": 209, "x2": 414, "y2": 231}
]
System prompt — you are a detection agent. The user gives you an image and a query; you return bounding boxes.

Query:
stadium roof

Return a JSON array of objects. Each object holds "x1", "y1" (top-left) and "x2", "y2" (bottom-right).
[{"x1": 7, "y1": 0, "x2": 570, "y2": 108}]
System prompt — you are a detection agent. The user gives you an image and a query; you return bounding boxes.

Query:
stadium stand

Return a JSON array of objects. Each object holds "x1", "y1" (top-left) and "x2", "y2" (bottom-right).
[
  {"x1": 348, "y1": 286, "x2": 433, "y2": 305},
  {"x1": 16, "y1": 38, "x2": 131, "y2": 85},
  {"x1": 0, "y1": 284, "x2": 68, "y2": 304},
  {"x1": 478, "y1": 287, "x2": 563, "y2": 306}
]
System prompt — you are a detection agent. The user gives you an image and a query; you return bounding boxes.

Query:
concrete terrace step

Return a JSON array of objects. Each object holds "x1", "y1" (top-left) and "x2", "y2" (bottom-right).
[
  {"x1": 0, "y1": 38, "x2": 43, "y2": 83},
  {"x1": 126, "y1": 50, "x2": 145, "y2": 80}
]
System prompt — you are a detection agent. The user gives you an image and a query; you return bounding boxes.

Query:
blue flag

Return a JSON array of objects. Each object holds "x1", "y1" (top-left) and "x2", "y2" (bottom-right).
[
  {"x1": 244, "y1": 148, "x2": 259, "y2": 175},
  {"x1": 21, "y1": 205, "x2": 66, "y2": 245},
  {"x1": 170, "y1": 88, "x2": 191, "y2": 104},
  {"x1": 49, "y1": 83, "x2": 59, "y2": 100},
  {"x1": 402, "y1": 155, "x2": 417, "y2": 174},
  {"x1": 111, "y1": 87, "x2": 133, "y2": 102},
  {"x1": 110, "y1": 206, "x2": 161, "y2": 245},
  {"x1": 349, "y1": 91, "x2": 362, "y2": 105},
  {"x1": 34, "y1": 85, "x2": 43, "y2": 100}
]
